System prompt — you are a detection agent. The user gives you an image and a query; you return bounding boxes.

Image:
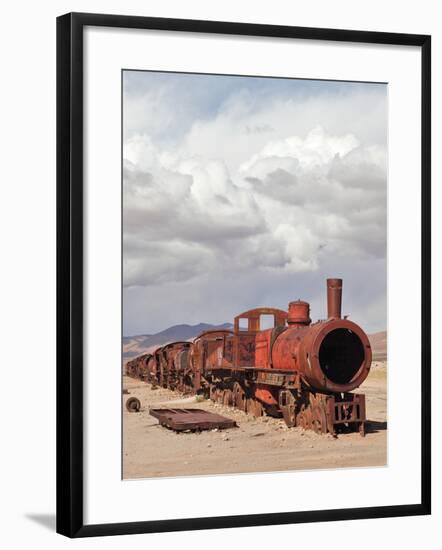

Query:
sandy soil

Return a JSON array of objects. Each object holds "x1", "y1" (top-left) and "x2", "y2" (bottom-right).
[{"x1": 123, "y1": 362, "x2": 387, "y2": 479}]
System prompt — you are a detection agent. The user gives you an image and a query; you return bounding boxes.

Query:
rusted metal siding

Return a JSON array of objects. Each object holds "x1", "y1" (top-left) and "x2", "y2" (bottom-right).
[
  {"x1": 287, "y1": 300, "x2": 311, "y2": 325},
  {"x1": 255, "y1": 329, "x2": 272, "y2": 369}
]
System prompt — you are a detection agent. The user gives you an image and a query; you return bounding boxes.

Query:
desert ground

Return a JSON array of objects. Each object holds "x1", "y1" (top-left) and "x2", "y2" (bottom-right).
[{"x1": 122, "y1": 361, "x2": 387, "y2": 479}]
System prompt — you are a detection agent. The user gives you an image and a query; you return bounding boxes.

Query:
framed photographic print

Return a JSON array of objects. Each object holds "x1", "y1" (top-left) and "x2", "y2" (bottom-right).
[{"x1": 56, "y1": 12, "x2": 431, "y2": 537}]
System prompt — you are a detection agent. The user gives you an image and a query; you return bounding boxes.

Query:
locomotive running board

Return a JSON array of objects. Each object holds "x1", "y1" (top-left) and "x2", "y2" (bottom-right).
[
  {"x1": 206, "y1": 366, "x2": 301, "y2": 388},
  {"x1": 149, "y1": 408, "x2": 237, "y2": 431}
]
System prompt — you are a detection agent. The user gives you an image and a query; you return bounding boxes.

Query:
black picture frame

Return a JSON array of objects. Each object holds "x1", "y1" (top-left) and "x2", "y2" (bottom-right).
[{"x1": 56, "y1": 12, "x2": 431, "y2": 538}]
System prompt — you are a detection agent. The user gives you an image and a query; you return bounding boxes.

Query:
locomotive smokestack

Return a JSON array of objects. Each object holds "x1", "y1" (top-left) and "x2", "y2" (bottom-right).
[{"x1": 327, "y1": 278, "x2": 342, "y2": 319}]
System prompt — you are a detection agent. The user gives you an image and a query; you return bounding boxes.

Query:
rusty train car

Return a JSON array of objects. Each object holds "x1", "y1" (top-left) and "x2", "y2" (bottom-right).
[{"x1": 125, "y1": 278, "x2": 372, "y2": 436}]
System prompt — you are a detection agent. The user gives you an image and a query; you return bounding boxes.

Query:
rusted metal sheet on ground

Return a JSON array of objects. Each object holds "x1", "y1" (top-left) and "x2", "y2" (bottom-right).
[{"x1": 149, "y1": 408, "x2": 237, "y2": 431}]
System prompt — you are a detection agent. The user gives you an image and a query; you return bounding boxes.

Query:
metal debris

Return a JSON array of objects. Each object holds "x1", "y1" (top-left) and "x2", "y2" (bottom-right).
[
  {"x1": 149, "y1": 408, "x2": 237, "y2": 432},
  {"x1": 126, "y1": 397, "x2": 141, "y2": 412}
]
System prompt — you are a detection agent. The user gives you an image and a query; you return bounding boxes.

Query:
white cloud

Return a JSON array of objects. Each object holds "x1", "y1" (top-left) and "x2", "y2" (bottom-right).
[
  {"x1": 162, "y1": 87, "x2": 386, "y2": 173},
  {"x1": 240, "y1": 126, "x2": 359, "y2": 174},
  {"x1": 123, "y1": 125, "x2": 386, "y2": 288}
]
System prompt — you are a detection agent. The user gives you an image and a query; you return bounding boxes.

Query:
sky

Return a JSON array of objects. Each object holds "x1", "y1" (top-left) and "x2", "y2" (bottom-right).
[{"x1": 123, "y1": 71, "x2": 387, "y2": 337}]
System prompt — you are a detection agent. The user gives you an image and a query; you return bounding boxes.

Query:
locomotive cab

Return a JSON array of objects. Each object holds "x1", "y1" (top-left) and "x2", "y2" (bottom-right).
[{"x1": 233, "y1": 307, "x2": 287, "y2": 367}]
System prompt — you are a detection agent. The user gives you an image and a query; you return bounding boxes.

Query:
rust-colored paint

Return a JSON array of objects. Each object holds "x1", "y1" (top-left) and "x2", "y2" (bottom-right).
[
  {"x1": 255, "y1": 386, "x2": 278, "y2": 406},
  {"x1": 255, "y1": 329, "x2": 272, "y2": 368},
  {"x1": 287, "y1": 300, "x2": 311, "y2": 325},
  {"x1": 233, "y1": 307, "x2": 287, "y2": 334},
  {"x1": 327, "y1": 277, "x2": 342, "y2": 319},
  {"x1": 192, "y1": 329, "x2": 233, "y2": 370}
]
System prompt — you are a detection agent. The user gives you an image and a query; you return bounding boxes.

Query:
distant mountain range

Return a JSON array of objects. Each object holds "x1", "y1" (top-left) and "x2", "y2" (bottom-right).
[
  {"x1": 123, "y1": 323, "x2": 387, "y2": 363},
  {"x1": 123, "y1": 323, "x2": 233, "y2": 360}
]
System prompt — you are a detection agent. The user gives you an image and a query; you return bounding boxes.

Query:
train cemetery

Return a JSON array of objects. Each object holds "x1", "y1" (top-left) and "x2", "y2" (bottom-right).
[{"x1": 122, "y1": 361, "x2": 387, "y2": 479}]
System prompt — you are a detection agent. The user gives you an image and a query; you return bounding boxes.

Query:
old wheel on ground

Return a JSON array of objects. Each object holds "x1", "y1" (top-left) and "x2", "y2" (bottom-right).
[{"x1": 126, "y1": 397, "x2": 141, "y2": 413}]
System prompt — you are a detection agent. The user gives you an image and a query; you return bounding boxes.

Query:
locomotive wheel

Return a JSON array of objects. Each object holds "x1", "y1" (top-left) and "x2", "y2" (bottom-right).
[
  {"x1": 297, "y1": 410, "x2": 307, "y2": 430},
  {"x1": 245, "y1": 398, "x2": 253, "y2": 414},
  {"x1": 223, "y1": 389, "x2": 233, "y2": 407},
  {"x1": 233, "y1": 382, "x2": 246, "y2": 411},
  {"x1": 306, "y1": 409, "x2": 314, "y2": 430},
  {"x1": 300, "y1": 407, "x2": 313, "y2": 430},
  {"x1": 209, "y1": 385, "x2": 217, "y2": 402},
  {"x1": 126, "y1": 397, "x2": 141, "y2": 413},
  {"x1": 248, "y1": 398, "x2": 263, "y2": 418},
  {"x1": 311, "y1": 406, "x2": 320, "y2": 433},
  {"x1": 214, "y1": 388, "x2": 223, "y2": 404},
  {"x1": 312, "y1": 417, "x2": 322, "y2": 434},
  {"x1": 297, "y1": 412, "x2": 304, "y2": 429},
  {"x1": 248, "y1": 398, "x2": 256, "y2": 417},
  {"x1": 311, "y1": 405, "x2": 327, "y2": 434}
]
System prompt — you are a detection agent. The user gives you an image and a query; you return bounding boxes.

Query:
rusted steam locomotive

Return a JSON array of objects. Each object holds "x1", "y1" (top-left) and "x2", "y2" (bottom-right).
[{"x1": 126, "y1": 278, "x2": 372, "y2": 436}]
